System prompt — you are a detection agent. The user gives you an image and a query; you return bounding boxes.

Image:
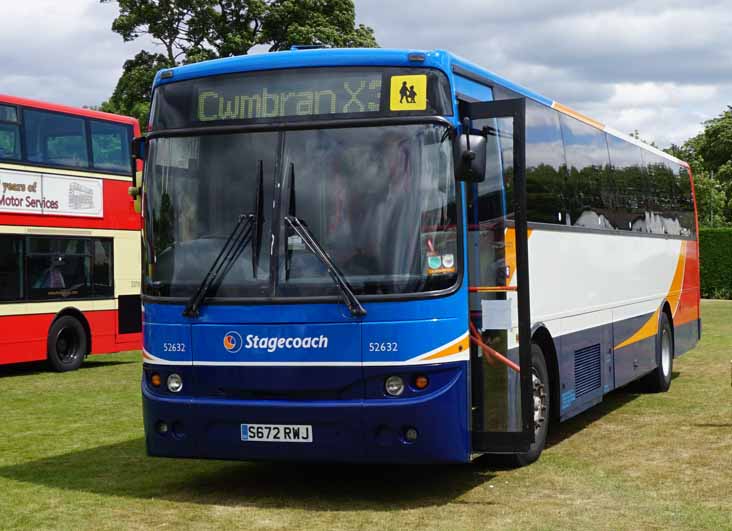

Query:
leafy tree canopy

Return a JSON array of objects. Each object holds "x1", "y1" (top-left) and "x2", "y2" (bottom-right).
[
  {"x1": 100, "y1": 0, "x2": 377, "y2": 122},
  {"x1": 665, "y1": 106, "x2": 732, "y2": 227},
  {"x1": 100, "y1": 50, "x2": 172, "y2": 125}
]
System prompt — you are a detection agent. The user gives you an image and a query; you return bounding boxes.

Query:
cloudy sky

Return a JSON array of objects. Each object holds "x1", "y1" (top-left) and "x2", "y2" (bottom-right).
[{"x1": 1, "y1": 0, "x2": 730, "y2": 147}]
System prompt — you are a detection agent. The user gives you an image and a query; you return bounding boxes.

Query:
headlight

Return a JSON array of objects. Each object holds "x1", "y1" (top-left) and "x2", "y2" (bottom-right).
[
  {"x1": 167, "y1": 373, "x2": 183, "y2": 393},
  {"x1": 385, "y1": 375, "x2": 405, "y2": 396}
]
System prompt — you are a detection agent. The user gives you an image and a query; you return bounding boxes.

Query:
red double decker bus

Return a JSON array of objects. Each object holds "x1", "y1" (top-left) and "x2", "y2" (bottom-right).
[{"x1": 0, "y1": 95, "x2": 142, "y2": 371}]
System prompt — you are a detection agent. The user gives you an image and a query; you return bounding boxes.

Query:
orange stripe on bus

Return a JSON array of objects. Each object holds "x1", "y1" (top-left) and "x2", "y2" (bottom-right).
[
  {"x1": 667, "y1": 241, "x2": 687, "y2": 317},
  {"x1": 614, "y1": 241, "x2": 687, "y2": 350},
  {"x1": 423, "y1": 335, "x2": 470, "y2": 361},
  {"x1": 614, "y1": 308, "x2": 660, "y2": 350},
  {"x1": 505, "y1": 228, "x2": 533, "y2": 286},
  {"x1": 551, "y1": 101, "x2": 605, "y2": 130}
]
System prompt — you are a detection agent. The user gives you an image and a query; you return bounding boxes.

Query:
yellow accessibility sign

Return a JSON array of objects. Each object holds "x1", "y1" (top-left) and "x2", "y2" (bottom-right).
[{"x1": 390, "y1": 75, "x2": 427, "y2": 111}]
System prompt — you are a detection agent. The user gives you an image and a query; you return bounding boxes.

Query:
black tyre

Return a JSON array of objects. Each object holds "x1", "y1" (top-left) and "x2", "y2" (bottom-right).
[
  {"x1": 511, "y1": 342, "x2": 551, "y2": 467},
  {"x1": 47, "y1": 315, "x2": 88, "y2": 372},
  {"x1": 643, "y1": 311, "x2": 673, "y2": 393}
]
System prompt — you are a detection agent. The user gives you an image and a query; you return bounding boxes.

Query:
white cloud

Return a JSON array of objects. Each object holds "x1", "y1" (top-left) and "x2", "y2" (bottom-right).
[
  {"x1": 359, "y1": 0, "x2": 732, "y2": 147},
  {"x1": 1, "y1": 0, "x2": 729, "y2": 148},
  {"x1": 0, "y1": 0, "x2": 150, "y2": 107}
]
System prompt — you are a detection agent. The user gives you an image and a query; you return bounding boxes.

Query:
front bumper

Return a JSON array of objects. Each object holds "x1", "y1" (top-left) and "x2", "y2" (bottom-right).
[{"x1": 142, "y1": 362, "x2": 470, "y2": 464}]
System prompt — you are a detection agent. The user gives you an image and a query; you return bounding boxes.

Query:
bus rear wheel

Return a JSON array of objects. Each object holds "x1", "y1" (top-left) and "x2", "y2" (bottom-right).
[
  {"x1": 47, "y1": 315, "x2": 88, "y2": 372},
  {"x1": 510, "y1": 342, "x2": 550, "y2": 467},
  {"x1": 643, "y1": 311, "x2": 673, "y2": 393}
]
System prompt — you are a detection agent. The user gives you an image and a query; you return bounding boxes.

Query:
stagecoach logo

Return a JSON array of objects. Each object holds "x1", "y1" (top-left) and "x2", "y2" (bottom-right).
[{"x1": 223, "y1": 331, "x2": 243, "y2": 353}]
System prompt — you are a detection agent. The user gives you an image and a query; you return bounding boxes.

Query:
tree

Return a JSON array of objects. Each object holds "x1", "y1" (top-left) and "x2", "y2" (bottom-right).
[
  {"x1": 102, "y1": 0, "x2": 207, "y2": 64},
  {"x1": 664, "y1": 106, "x2": 732, "y2": 227},
  {"x1": 259, "y1": 0, "x2": 377, "y2": 51},
  {"x1": 692, "y1": 172, "x2": 729, "y2": 227},
  {"x1": 100, "y1": 0, "x2": 378, "y2": 120},
  {"x1": 100, "y1": 51, "x2": 172, "y2": 125},
  {"x1": 696, "y1": 106, "x2": 732, "y2": 180}
]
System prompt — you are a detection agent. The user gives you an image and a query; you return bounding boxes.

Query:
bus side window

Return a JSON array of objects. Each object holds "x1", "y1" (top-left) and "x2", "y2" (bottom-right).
[
  {"x1": 90, "y1": 120, "x2": 132, "y2": 174},
  {"x1": 559, "y1": 113, "x2": 611, "y2": 229},
  {"x1": 93, "y1": 239, "x2": 114, "y2": 297},
  {"x1": 0, "y1": 105, "x2": 21, "y2": 160},
  {"x1": 524, "y1": 102, "x2": 566, "y2": 225},
  {"x1": 0, "y1": 235, "x2": 23, "y2": 301},
  {"x1": 27, "y1": 237, "x2": 93, "y2": 300},
  {"x1": 24, "y1": 109, "x2": 89, "y2": 169},
  {"x1": 492, "y1": 88, "x2": 566, "y2": 226}
]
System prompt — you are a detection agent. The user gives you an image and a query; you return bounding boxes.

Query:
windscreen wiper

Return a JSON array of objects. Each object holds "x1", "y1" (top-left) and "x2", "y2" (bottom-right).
[
  {"x1": 183, "y1": 213, "x2": 255, "y2": 317},
  {"x1": 251, "y1": 160, "x2": 264, "y2": 278},
  {"x1": 184, "y1": 160, "x2": 265, "y2": 317},
  {"x1": 285, "y1": 162, "x2": 296, "y2": 280},
  {"x1": 284, "y1": 215, "x2": 367, "y2": 317}
]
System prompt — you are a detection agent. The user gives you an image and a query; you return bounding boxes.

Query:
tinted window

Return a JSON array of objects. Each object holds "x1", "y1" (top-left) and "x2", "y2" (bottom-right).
[
  {"x1": 92, "y1": 239, "x2": 114, "y2": 297},
  {"x1": 525, "y1": 101, "x2": 566, "y2": 224},
  {"x1": 24, "y1": 109, "x2": 89, "y2": 168},
  {"x1": 559, "y1": 114, "x2": 611, "y2": 229},
  {"x1": 643, "y1": 152, "x2": 692, "y2": 237},
  {"x1": 144, "y1": 125, "x2": 457, "y2": 298},
  {"x1": 491, "y1": 89, "x2": 567, "y2": 224},
  {"x1": 466, "y1": 120, "x2": 510, "y2": 289},
  {"x1": 674, "y1": 164, "x2": 696, "y2": 236},
  {"x1": 28, "y1": 237, "x2": 92, "y2": 299},
  {"x1": 0, "y1": 104, "x2": 18, "y2": 122},
  {"x1": 607, "y1": 134, "x2": 645, "y2": 232},
  {"x1": 28, "y1": 237, "x2": 90, "y2": 255},
  {"x1": 0, "y1": 123, "x2": 21, "y2": 160},
  {"x1": 25, "y1": 236, "x2": 113, "y2": 300},
  {"x1": 90, "y1": 120, "x2": 131, "y2": 173},
  {"x1": 0, "y1": 236, "x2": 23, "y2": 301}
]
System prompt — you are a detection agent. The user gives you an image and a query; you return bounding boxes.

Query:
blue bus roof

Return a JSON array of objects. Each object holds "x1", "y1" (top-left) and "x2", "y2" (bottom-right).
[
  {"x1": 153, "y1": 48, "x2": 685, "y2": 166},
  {"x1": 154, "y1": 48, "x2": 551, "y2": 103}
]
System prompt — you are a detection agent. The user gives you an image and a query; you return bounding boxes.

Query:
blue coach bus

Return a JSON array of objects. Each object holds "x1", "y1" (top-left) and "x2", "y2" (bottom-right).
[{"x1": 136, "y1": 48, "x2": 700, "y2": 465}]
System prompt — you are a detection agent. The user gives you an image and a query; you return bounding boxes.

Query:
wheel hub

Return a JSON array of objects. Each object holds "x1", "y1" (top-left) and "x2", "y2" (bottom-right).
[
  {"x1": 661, "y1": 328, "x2": 671, "y2": 377},
  {"x1": 56, "y1": 329, "x2": 78, "y2": 362},
  {"x1": 532, "y1": 370, "x2": 547, "y2": 433}
]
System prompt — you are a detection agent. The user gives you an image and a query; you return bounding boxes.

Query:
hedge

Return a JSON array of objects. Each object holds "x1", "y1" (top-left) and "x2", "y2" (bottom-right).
[{"x1": 699, "y1": 228, "x2": 732, "y2": 299}]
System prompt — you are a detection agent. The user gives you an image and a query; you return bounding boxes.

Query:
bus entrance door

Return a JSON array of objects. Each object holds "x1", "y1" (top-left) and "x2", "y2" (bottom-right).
[{"x1": 460, "y1": 98, "x2": 534, "y2": 453}]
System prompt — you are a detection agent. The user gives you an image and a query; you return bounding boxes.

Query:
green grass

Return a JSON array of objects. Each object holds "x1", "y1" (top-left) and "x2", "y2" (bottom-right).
[{"x1": 1, "y1": 301, "x2": 731, "y2": 530}]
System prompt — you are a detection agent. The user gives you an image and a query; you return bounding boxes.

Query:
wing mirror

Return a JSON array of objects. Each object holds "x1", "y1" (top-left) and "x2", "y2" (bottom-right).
[
  {"x1": 454, "y1": 118, "x2": 486, "y2": 183},
  {"x1": 131, "y1": 136, "x2": 147, "y2": 161},
  {"x1": 129, "y1": 136, "x2": 146, "y2": 213}
]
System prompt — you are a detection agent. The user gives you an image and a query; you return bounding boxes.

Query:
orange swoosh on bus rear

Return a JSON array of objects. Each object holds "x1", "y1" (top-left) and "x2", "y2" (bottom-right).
[{"x1": 614, "y1": 241, "x2": 686, "y2": 350}]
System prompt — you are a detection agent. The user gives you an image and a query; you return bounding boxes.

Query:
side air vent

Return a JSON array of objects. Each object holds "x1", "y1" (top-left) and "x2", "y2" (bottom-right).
[{"x1": 574, "y1": 343, "x2": 601, "y2": 398}]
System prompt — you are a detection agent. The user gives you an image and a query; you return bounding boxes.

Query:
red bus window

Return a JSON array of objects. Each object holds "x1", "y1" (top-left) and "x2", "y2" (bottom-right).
[
  {"x1": 0, "y1": 236, "x2": 23, "y2": 301},
  {"x1": 24, "y1": 109, "x2": 89, "y2": 169}
]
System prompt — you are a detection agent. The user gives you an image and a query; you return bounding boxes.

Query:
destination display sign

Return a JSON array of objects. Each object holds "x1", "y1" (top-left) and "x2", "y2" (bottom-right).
[
  {"x1": 0, "y1": 169, "x2": 104, "y2": 218},
  {"x1": 196, "y1": 70, "x2": 383, "y2": 123},
  {"x1": 151, "y1": 67, "x2": 452, "y2": 129}
]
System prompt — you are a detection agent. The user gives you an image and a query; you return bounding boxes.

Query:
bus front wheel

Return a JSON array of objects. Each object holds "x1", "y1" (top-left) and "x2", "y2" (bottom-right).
[
  {"x1": 47, "y1": 316, "x2": 88, "y2": 372},
  {"x1": 511, "y1": 343, "x2": 550, "y2": 467}
]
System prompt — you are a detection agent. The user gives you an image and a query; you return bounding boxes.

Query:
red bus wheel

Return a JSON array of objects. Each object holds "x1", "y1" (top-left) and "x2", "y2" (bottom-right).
[{"x1": 47, "y1": 316, "x2": 88, "y2": 372}]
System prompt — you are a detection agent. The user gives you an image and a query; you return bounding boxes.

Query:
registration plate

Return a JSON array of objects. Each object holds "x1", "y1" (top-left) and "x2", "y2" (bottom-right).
[{"x1": 240, "y1": 423, "x2": 313, "y2": 443}]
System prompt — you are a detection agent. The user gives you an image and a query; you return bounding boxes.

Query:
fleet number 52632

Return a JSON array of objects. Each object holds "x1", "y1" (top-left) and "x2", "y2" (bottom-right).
[
  {"x1": 162, "y1": 342, "x2": 186, "y2": 352},
  {"x1": 368, "y1": 342, "x2": 398, "y2": 352}
]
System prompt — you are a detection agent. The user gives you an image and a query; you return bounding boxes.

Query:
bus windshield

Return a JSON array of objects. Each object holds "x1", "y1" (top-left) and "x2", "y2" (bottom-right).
[{"x1": 144, "y1": 123, "x2": 458, "y2": 299}]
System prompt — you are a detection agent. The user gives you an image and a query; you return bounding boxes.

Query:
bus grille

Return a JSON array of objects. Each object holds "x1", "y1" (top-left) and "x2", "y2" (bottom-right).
[{"x1": 574, "y1": 343, "x2": 601, "y2": 398}]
